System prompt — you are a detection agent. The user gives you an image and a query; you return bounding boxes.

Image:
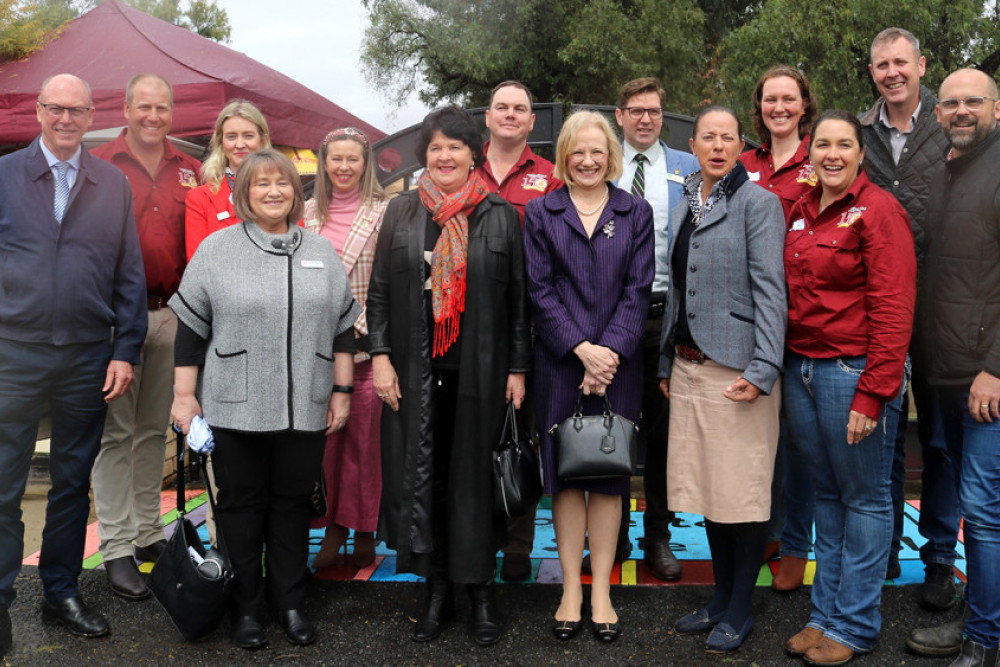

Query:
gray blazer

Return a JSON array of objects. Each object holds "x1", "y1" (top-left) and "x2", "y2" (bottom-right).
[
  {"x1": 658, "y1": 170, "x2": 787, "y2": 394},
  {"x1": 170, "y1": 221, "x2": 361, "y2": 432}
]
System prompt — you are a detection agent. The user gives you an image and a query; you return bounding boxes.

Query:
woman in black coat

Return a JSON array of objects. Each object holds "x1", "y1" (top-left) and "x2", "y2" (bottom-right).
[{"x1": 367, "y1": 106, "x2": 531, "y2": 646}]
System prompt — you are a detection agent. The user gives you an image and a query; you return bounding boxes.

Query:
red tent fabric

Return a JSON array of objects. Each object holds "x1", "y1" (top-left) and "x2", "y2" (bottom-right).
[{"x1": 0, "y1": 0, "x2": 384, "y2": 148}]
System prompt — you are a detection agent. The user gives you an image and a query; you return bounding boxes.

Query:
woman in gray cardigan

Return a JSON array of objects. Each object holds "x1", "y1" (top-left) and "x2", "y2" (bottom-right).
[{"x1": 170, "y1": 150, "x2": 360, "y2": 650}]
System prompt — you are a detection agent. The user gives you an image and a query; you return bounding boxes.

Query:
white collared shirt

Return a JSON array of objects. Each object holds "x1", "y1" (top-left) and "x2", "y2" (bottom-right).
[
  {"x1": 878, "y1": 100, "x2": 922, "y2": 165},
  {"x1": 38, "y1": 139, "x2": 82, "y2": 191},
  {"x1": 621, "y1": 141, "x2": 671, "y2": 291}
]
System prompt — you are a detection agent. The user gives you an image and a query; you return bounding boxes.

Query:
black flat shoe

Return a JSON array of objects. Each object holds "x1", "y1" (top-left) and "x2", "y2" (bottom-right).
[
  {"x1": 277, "y1": 609, "x2": 316, "y2": 646},
  {"x1": 552, "y1": 602, "x2": 586, "y2": 641},
  {"x1": 233, "y1": 615, "x2": 268, "y2": 650},
  {"x1": 592, "y1": 620, "x2": 622, "y2": 643},
  {"x1": 41, "y1": 596, "x2": 110, "y2": 637},
  {"x1": 413, "y1": 581, "x2": 453, "y2": 642}
]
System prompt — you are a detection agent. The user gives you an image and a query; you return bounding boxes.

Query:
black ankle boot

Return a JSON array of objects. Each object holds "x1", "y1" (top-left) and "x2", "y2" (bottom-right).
[
  {"x1": 468, "y1": 583, "x2": 502, "y2": 646},
  {"x1": 413, "y1": 580, "x2": 452, "y2": 642},
  {"x1": 951, "y1": 638, "x2": 1000, "y2": 667}
]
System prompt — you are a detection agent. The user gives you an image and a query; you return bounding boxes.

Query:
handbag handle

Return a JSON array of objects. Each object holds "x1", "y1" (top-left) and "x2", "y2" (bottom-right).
[
  {"x1": 498, "y1": 401, "x2": 519, "y2": 449},
  {"x1": 171, "y1": 424, "x2": 232, "y2": 564},
  {"x1": 571, "y1": 390, "x2": 616, "y2": 432}
]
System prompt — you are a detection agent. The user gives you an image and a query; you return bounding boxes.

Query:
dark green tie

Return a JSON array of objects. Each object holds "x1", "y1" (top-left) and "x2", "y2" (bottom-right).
[{"x1": 630, "y1": 154, "x2": 647, "y2": 198}]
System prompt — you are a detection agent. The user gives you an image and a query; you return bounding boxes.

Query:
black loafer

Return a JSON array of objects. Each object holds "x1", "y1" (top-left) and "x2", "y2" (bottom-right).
[
  {"x1": 552, "y1": 602, "x2": 586, "y2": 641},
  {"x1": 133, "y1": 539, "x2": 168, "y2": 563},
  {"x1": 592, "y1": 620, "x2": 622, "y2": 643},
  {"x1": 277, "y1": 609, "x2": 316, "y2": 646},
  {"x1": 41, "y1": 596, "x2": 110, "y2": 637},
  {"x1": 105, "y1": 556, "x2": 150, "y2": 600},
  {"x1": 234, "y1": 615, "x2": 268, "y2": 650}
]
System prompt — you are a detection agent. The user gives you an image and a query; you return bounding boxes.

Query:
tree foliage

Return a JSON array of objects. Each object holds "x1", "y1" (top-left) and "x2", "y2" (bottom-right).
[
  {"x1": 360, "y1": 0, "x2": 705, "y2": 111},
  {"x1": 1, "y1": 0, "x2": 230, "y2": 61}
]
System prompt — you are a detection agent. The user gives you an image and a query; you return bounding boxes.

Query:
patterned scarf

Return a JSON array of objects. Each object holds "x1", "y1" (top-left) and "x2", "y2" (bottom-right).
[
  {"x1": 683, "y1": 161, "x2": 748, "y2": 224},
  {"x1": 418, "y1": 169, "x2": 489, "y2": 356}
]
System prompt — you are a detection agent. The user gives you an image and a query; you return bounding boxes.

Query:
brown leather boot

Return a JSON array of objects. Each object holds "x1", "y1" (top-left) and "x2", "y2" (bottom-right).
[
  {"x1": 804, "y1": 636, "x2": 855, "y2": 666},
  {"x1": 772, "y1": 555, "x2": 807, "y2": 592},
  {"x1": 785, "y1": 627, "x2": 824, "y2": 656}
]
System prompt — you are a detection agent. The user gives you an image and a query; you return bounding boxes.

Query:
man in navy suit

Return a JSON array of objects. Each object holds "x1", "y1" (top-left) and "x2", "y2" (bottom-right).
[
  {"x1": 596, "y1": 77, "x2": 697, "y2": 581},
  {"x1": 0, "y1": 73, "x2": 146, "y2": 655}
]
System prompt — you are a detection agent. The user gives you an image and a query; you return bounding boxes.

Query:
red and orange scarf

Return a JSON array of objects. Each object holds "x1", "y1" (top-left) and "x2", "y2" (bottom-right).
[{"x1": 418, "y1": 169, "x2": 489, "y2": 357}]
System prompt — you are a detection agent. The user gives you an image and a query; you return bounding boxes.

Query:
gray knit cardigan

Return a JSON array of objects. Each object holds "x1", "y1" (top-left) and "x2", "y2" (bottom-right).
[{"x1": 169, "y1": 221, "x2": 361, "y2": 432}]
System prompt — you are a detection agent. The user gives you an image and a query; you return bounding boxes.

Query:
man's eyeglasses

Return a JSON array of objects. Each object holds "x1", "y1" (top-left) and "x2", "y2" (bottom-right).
[
  {"x1": 937, "y1": 96, "x2": 996, "y2": 113},
  {"x1": 621, "y1": 107, "x2": 664, "y2": 120},
  {"x1": 38, "y1": 102, "x2": 92, "y2": 119}
]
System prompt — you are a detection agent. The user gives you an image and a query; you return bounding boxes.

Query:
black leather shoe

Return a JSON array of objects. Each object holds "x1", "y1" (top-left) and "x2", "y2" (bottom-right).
[
  {"x1": 413, "y1": 581, "x2": 452, "y2": 642},
  {"x1": 950, "y1": 637, "x2": 999, "y2": 667},
  {"x1": 592, "y1": 620, "x2": 622, "y2": 643},
  {"x1": 105, "y1": 556, "x2": 150, "y2": 600},
  {"x1": 582, "y1": 540, "x2": 632, "y2": 575},
  {"x1": 133, "y1": 539, "x2": 168, "y2": 563},
  {"x1": 277, "y1": 609, "x2": 316, "y2": 646},
  {"x1": 920, "y1": 563, "x2": 960, "y2": 611},
  {"x1": 552, "y1": 603, "x2": 585, "y2": 641},
  {"x1": 234, "y1": 615, "x2": 268, "y2": 650},
  {"x1": 644, "y1": 540, "x2": 682, "y2": 581},
  {"x1": 468, "y1": 583, "x2": 502, "y2": 646},
  {"x1": 41, "y1": 596, "x2": 110, "y2": 637},
  {"x1": 1, "y1": 604, "x2": 12, "y2": 658},
  {"x1": 886, "y1": 552, "x2": 901, "y2": 580},
  {"x1": 500, "y1": 553, "x2": 531, "y2": 581}
]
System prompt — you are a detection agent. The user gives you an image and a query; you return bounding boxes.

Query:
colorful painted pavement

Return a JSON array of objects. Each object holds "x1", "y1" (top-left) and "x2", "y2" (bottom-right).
[{"x1": 24, "y1": 495, "x2": 966, "y2": 589}]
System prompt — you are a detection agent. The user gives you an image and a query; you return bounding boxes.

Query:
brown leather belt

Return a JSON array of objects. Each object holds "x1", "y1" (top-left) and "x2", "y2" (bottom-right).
[
  {"x1": 148, "y1": 295, "x2": 168, "y2": 310},
  {"x1": 675, "y1": 343, "x2": 707, "y2": 364}
]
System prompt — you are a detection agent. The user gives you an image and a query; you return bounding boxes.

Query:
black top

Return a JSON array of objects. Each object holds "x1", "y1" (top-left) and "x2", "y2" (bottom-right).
[{"x1": 671, "y1": 210, "x2": 698, "y2": 347}]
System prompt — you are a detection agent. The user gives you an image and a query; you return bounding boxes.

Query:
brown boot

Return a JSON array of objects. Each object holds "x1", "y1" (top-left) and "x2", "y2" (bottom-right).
[
  {"x1": 804, "y1": 636, "x2": 855, "y2": 666},
  {"x1": 773, "y1": 555, "x2": 807, "y2": 592},
  {"x1": 785, "y1": 627, "x2": 824, "y2": 656}
]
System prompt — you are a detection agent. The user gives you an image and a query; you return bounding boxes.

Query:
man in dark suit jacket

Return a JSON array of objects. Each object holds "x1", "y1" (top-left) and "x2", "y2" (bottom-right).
[{"x1": 0, "y1": 73, "x2": 146, "y2": 656}]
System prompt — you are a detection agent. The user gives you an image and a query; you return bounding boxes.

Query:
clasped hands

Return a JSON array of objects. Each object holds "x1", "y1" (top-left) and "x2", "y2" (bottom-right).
[{"x1": 575, "y1": 341, "x2": 618, "y2": 396}]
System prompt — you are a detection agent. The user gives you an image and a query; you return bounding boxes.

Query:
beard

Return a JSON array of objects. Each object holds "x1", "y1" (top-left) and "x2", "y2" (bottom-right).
[{"x1": 944, "y1": 113, "x2": 997, "y2": 152}]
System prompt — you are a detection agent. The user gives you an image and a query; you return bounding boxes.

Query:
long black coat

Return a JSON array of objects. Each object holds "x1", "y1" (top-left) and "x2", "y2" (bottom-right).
[{"x1": 367, "y1": 190, "x2": 531, "y2": 582}]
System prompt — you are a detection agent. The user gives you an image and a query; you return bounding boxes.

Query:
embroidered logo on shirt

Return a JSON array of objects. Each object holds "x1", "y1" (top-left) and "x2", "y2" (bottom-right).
[
  {"x1": 178, "y1": 167, "x2": 198, "y2": 188},
  {"x1": 796, "y1": 164, "x2": 818, "y2": 187},
  {"x1": 790, "y1": 219, "x2": 806, "y2": 231},
  {"x1": 522, "y1": 174, "x2": 548, "y2": 192},
  {"x1": 837, "y1": 206, "x2": 866, "y2": 228}
]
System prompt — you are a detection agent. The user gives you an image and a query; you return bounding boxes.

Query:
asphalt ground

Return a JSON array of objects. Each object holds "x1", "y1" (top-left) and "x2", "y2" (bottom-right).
[{"x1": 3, "y1": 567, "x2": 961, "y2": 666}]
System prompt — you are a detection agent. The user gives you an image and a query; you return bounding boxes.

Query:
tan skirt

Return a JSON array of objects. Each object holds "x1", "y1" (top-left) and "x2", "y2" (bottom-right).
[{"x1": 667, "y1": 356, "x2": 780, "y2": 523}]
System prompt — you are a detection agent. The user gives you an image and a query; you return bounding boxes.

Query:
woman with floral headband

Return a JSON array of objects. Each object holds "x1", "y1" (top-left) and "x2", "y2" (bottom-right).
[{"x1": 304, "y1": 127, "x2": 389, "y2": 569}]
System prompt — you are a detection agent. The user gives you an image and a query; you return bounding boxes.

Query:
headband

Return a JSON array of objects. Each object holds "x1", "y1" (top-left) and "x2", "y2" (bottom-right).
[{"x1": 323, "y1": 127, "x2": 369, "y2": 150}]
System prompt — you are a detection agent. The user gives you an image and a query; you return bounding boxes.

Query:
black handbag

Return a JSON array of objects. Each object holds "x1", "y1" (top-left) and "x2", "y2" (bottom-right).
[
  {"x1": 551, "y1": 392, "x2": 638, "y2": 480},
  {"x1": 492, "y1": 402, "x2": 543, "y2": 518},
  {"x1": 148, "y1": 428, "x2": 234, "y2": 641}
]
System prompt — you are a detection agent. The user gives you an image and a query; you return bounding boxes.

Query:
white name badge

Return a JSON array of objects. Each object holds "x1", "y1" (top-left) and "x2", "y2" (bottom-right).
[
  {"x1": 216, "y1": 211, "x2": 230, "y2": 221},
  {"x1": 301, "y1": 260, "x2": 324, "y2": 269},
  {"x1": 666, "y1": 173, "x2": 685, "y2": 184},
  {"x1": 790, "y1": 219, "x2": 806, "y2": 231},
  {"x1": 748, "y1": 171, "x2": 761, "y2": 182}
]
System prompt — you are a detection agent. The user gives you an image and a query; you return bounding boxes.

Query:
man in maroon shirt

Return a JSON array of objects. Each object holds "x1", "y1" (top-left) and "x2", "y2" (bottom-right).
[
  {"x1": 91, "y1": 74, "x2": 201, "y2": 600},
  {"x1": 476, "y1": 81, "x2": 560, "y2": 582}
]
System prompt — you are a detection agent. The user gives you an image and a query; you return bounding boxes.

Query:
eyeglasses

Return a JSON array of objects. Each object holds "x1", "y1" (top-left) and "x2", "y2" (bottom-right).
[
  {"x1": 937, "y1": 96, "x2": 996, "y2": 113},
  {"x1": 621, "y1": 107, "x2": 664, "y2": 120},
  {"x1": 38, "y1": 102, "x2": 92, "y2": 119}
]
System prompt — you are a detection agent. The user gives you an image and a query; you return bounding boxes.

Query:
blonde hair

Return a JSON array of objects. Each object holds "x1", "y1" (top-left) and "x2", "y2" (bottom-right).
[
  {"x1": 232, "y1": 150, "x2": 304, "y2": 226},
  {"x1": 554, "y1": 111, "x2": 623, "y2": 186},
  {"x1": 201, "y1": 100, "x2": 271, "y2": 193},
  {"x1": 312, "y1": 129, "x2": 387, "y2": 225}
]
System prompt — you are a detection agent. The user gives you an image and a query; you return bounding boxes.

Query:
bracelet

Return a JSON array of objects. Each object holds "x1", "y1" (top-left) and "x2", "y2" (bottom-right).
[{"x1": 331, "y1": 385, "x2": 354, "y2": 394}]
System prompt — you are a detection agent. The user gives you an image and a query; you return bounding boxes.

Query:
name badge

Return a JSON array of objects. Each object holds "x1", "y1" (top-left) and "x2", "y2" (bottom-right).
[
  {"x1": 216, "y1": 211, "x2": 230, "y2": 221},
  {"x1": 666, "y1": 173, "x2": 685, "y2": 184},
  {"x1": 301, "y1": 260, "x2": 324, "y2": 269},
  {"x1": 747, "y1": 171, "x2": 761, "y2": 182},
  {"x1": 790, "y1": 219, "x2": 806, "y2": 231}
]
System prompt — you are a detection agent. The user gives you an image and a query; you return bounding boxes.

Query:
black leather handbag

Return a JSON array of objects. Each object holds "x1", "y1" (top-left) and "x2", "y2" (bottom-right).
[
  {"x1": 551, "y1": 392, "x2": 638, "y2": 480},
  {"x1": 148, "y1": 429, "x2": 234, "y2": 641},
  {"x1": 492, "y1": 402, "x2": 543, "y2": 518}
]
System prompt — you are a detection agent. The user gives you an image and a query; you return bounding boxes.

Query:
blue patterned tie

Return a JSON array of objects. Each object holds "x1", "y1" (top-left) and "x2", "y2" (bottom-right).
[{"x1": 53, "y1": 161, "x2": 70, "y2": 223}]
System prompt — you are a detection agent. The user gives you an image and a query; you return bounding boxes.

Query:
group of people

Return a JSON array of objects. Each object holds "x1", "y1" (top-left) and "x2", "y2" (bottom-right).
[{"x1": 0, "y1": 23, "x2": 998, "y2": 667}]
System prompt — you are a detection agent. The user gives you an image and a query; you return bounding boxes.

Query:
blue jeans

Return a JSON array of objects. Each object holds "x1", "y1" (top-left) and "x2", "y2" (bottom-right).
[
  {"x1": 937, "y1": 387, "x2": 1000, "y2": 647},
  {"x1": 889, "y1": 367, "x2": 959, "y2": 566},
  {"x1": 783, "y1": 353, "x2": 905, "y2": 652},
  {"x1": 779, "y1": 418, "x2": 816, "y2": 558}
]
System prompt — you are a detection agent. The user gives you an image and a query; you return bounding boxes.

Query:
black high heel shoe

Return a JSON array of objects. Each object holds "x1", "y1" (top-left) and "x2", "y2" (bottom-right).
[
  {"x1": 552, "y1": 603, "x2": 586, "y2": 641},
  {"x1": 592, "y1": 620, "x2": 622, "y2": 643}
]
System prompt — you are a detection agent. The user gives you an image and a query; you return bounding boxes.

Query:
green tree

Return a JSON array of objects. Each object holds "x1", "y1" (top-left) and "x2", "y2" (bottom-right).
[
  {"x1": 716, "y1": 0, "x2": 1000, "y2": 135},
  {"x1": 361, "y1": 0, "x2": 706, "y2": 110},
  {"x1": 185, "y1": 0, "x2": 230, "y2": 42}
]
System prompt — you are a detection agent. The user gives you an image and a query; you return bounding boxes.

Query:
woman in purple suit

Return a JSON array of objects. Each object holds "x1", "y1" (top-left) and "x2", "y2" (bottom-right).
[{"x1": 524, "y1": 111, "x2": 654, "y2": 644}]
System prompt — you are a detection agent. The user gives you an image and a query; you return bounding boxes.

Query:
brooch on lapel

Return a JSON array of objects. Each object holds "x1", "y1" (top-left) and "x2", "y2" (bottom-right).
[{"x1": 602, "y1": 220, "x2": 615, "y2": 239}]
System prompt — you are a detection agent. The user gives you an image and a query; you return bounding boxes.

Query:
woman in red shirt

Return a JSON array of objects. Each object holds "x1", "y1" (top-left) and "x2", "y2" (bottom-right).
[
  {"x1": 740, "y1": 66, "x2": 819, "y2": 591},
  {"x1": 781, "y1": 110, "x2": 915, "y2": 665}
]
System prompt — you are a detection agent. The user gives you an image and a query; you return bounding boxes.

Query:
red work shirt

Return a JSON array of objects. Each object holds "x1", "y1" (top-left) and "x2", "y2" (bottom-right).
[
  {"x1": 785, "y1": 170, "x2": 916, "y2": 418},
  {"x1": 477, "y1": 142, "x2": 562, "y2": 225},
  {"x1": 740, "y1": 136, "x2": 816, "y2": 220},
  {"x1": 92, "y1": 131, "x2": 201, "y2": 299}
]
